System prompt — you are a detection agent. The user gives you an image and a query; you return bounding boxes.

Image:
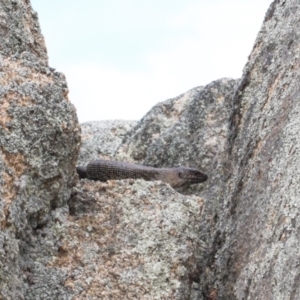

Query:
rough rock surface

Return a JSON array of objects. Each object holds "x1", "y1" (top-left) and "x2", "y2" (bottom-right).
[
  {"x1": 78, "y1": 120, "x2": 137, "y2": 166},
  {"x1": 116, "y1": 86, "x2": 203, "y2": 163},
  {"x1": 0, "y1": 1, "x2": 80, "y2": 299},
  {"x1": 200, "y1": 0, "x2": 300, "y2": 298},
  {"x1": 64, "y1": 179, "x2": 204, "y2": 299},
  {"x1": 3, "y1": 0, "x2": 300, "y2": 299}
]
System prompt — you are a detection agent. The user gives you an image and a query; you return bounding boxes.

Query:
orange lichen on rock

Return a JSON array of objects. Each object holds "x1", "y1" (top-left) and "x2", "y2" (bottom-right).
[
  {"x1": 0, "y1": 58, "x2": 52, "y2": 86},
  {"x1": 208, "y1": 288, "x2": 218, "y2": 300},
  {"x1": 0, "y1": 96, "x2": 12, "y2": 130},
  {"x1": 1, "y1": 150, "x2": 26, "y2": 227},
  {"x1": 0, "y1": 91, "x2": 35, "y2": 130},
  {"x1": 0, "y1": 58, "x2": 58, "y2": 131},
  {"x1": 2, "y1": 150, "x2": 26, "y2": 178}
]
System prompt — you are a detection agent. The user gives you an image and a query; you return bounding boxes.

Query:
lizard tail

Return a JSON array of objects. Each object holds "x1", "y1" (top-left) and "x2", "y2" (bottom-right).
[{"x1": 76, "y1": 166, "x2": 87, "y2": 179}]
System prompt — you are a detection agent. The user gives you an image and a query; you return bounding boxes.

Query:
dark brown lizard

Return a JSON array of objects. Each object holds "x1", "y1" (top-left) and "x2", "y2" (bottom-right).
[{"x1": 76, "y1": 159, "x2": 208, "y2": 188}]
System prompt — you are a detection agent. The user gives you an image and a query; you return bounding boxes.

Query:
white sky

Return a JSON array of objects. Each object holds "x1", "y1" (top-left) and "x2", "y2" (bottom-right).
[{"x1": 31, "y1": 0, "x2": 273, "y2": 123}]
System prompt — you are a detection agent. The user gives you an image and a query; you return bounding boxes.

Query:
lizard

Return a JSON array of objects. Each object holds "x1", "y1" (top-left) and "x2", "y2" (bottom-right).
[{"x1": 76, "y1": 159, "x2": 208, "y2": 188}]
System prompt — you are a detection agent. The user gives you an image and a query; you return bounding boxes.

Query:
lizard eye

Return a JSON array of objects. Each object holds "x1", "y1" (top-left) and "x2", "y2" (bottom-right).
[{"x1": 178, "y1": 172, "x2": 184, "y2": 179}]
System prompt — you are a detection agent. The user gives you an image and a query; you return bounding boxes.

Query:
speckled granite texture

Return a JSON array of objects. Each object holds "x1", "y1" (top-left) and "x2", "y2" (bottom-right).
[{"x1": 2, "y1": 0, "x2": 300, "y2": 299}]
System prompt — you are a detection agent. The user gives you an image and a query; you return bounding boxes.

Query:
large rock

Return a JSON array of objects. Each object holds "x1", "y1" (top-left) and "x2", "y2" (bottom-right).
[
  {"x1": 0, "y1": 1, "x2": 80, "y2": 298},
  {"x1": 199, "y1": 0, "x2": 300, "y2": 298},
  {"x1": 65, "y1": 179, "x2": 204, "y2": 299},
  {"x1": 116, "y1": 86, "x2": 203, "y2": 163}
]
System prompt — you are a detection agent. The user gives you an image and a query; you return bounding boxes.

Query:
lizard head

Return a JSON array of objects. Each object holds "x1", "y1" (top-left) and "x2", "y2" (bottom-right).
[
  {"x1": 162, "y1": 167, "x2": 208, "y2": 188},
  {"x1": 177, "y1": 167, "x2": 208, "y2": 185}
]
